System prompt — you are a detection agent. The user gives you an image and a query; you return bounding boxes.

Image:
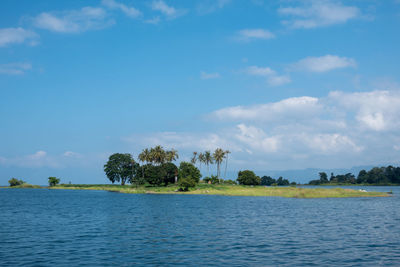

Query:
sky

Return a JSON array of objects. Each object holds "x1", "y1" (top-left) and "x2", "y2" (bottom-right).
[{"x1": 1, "y1": 0, "x2": 400, "y2": 185}]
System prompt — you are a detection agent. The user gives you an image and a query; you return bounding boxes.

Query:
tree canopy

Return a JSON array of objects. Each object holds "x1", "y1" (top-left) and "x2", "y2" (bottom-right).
[{"x1": 104, "y1": 153, "x2": 137, "y2": 185}]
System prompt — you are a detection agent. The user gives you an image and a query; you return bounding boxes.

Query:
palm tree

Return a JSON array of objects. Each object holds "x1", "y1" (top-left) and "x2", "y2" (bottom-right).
[
  {"x1": 150, "y1": 145, "x2": 166, "y2": 165},
  {"x1": 138, "y1": 148, "x2": 150, "y2": 179},
  {"x1": 166, "y1": 149, "x2": 179, "y2": 162},
  {"x1": 213, "y1": 148, "x2": 225, "y2": 179},
  {"x1": 204, "y1": 151, "x2": 214, "y2": 178},
  {"x1": 198, "y1": 152, "x2": 205, "y2": 173},
  {"x1": 191, "y1": 152, "x2": 198, "y2": 164},
  {"x1": 223, "y1": 150, "x2": 231, "y2": 180}
]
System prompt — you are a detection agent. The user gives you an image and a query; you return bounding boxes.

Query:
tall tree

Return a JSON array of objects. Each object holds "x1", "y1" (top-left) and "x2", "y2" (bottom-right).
[
  {"x1": 166, "y1": 149, "x2": 179, "y2": 162},
  {"x1": 204, "y1": 151, "x2": 214, "y2": 178},
  {"x1": 223, "y1": 150, "x2": 231, "y2": 180},
  {"x1": 191, "y1": 152, "x2": 198, "y2": 164},
  {"x1": 104, "y1": 153, "x2": 134, "y2": 185},
  {"x1": 198, "y1": 152, "x2": 205, "y2": 174},
  {"x1": 213, "y1": 148, "x2": 225, "y2": 179}
]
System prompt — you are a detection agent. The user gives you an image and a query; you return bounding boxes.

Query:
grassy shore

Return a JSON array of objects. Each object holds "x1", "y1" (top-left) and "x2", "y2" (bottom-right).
[{"x1": 47, "y1": 183, "x2": 390, "y2": 198}]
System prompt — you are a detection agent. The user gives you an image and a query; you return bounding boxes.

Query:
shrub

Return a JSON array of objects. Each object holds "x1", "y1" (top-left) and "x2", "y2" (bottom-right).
[
  {"x1": 261, "y1": 176, "x2": 276, "y2": 186},
  {"x1": 178, "y1": 176, "x2": 196, "y2": 191},
  {"x1": 203, "y1": 175, "x2": 220, "y2": 184},
  {"x1": 48, "y1": 177, "x2": 60, "y2": 187},
  {"x1": 8, "y1": 178, "x2": 25, "y2": 187},
  {"x1": 143, "y1": 164, "x2": 166, "y2": 186},
  {"x1": 179, "y1": 162, "x2": 201, "y2": 183},
  {"x1": 237, "y1": 170, "x2": 261, "y2": 185},
  {"x1": 223, "y1": 179, "x2": 237, "y2": 185}
]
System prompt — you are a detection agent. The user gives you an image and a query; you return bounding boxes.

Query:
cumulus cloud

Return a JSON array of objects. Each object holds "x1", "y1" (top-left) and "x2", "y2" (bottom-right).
[
  {"x1": 102, "y1": 0, "x2": 141, "y2": 18},
  {"x1": 0, "y1": 27, "x2": 39, "y2": 47},
  {"x1": 290, "y1": 55, "x2": 356, "y2": 72},
  {"x1": 151, "y1": 0, "x2": 186, "y2": 19},
  {"x1": 123, "y1": 89, "x2": 400, "y2": 170},
  {"x1": 278, "y1": 1, "x2": 360, "y2": 29},
  {"x1": 200, "y1": 71, "x2": 220, "y2": 80},
  {"x1": 237, "y1": 29, "x2": 275, "y2": 41},
  {"x1": 0, "y1": 62, "x2": 32, "y2": 75},
  {"x1": 244, "y1": 66, "x2": 291, "y2": 86},
  {"x1": 33, "y1": 7, "x2": 114, "y2": 33},
  {"x1": 212, "y1": 96, "x2": 321, "y2": 121}
]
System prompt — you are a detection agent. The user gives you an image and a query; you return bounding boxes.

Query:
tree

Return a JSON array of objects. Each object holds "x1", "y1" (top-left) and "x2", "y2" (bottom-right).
[
  {"x1": 191, "y1": 152, "x2": 198, "y2": 164},
  {"x1": 8, "y1": 178, "x2": 24, "y2": 187},
  {"x1": 179, "y1": 162, "x2": 201, "y2": 183},
  {"x1": 178, "y1": 177, "x2": 196, "y2": 191},
  {"x1": 237, "y1": 170, "x2": 261, "y2": 185},
  {"x1": 162, "y1": 162, "x2": 178, "y2": 185},
  {"x1": 261, "y1": 176, "x2": 276, "y2": 186},
  {"x1": 213, "y1": 148, "x2": 225, "y2": 179},
  {"x1": 165, "y1": 149, "x2": 179, "y2": 163},
  {"x1": 104, "y1": 153, "x2": 135, "y2": 185},
  {"x1": 276, "y1": 176, "x2": 289, "y2": 186},
  {"x1": 48, "y1": 177, "x2": 60, "y2": 187},
  {"x1": 223, "y1": 150, "x2": 231, "y2": 180},
  {"x1": 198, "y1": 152, "x2": 205, "y2": 174},
  {"x1": 204, "y1": 151, "x2": 214, "y2": 177},
  {"x1": 319, "y1": 172, "x2": 328, "y2": 183},
  {"x1": 142, "y1": 164, "x2": 166, "y2": 186}
]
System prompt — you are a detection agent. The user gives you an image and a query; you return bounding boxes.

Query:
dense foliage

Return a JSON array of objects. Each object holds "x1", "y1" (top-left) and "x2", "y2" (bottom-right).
[
  {"x1": 8, "y1": 178, "x2": 25, "y2": 187},
  {"x1": 237, "y1": 170, "x2": 261, "y2": 185},
  {"x1": 48, "y1": 177, "x2": 60, "y2": 187},
  {"x1": 308, "y1": 166, "x2": 400, "y2": 185},
  {"x1": 261, "y1": 176, "x2": 292, "y2": 186},
  {"x1": 178, "y1": 177, "x2": 196, "y2": 191},
  {"x1": 104, "y1": 153, "x2": 137, "y2": 185},
  {"x1": 178, "y1": 162, "x2": 201, "y2": 183}
]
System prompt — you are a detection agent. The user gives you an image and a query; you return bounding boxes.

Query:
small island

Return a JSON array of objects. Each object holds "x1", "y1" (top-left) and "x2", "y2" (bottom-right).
[{"x1": 3, "y1": 146, "x2": 392, "y2": 198}]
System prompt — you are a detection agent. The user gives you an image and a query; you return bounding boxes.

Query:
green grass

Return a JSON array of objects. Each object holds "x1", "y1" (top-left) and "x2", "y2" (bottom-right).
[{"x1": 51, "y1": 183, "x2": 389, "y2": 198}]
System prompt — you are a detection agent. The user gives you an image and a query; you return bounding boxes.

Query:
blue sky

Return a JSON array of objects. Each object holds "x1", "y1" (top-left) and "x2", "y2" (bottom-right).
[{"x1": 1, "y1": 0, "x2": 400, "y2": 184}]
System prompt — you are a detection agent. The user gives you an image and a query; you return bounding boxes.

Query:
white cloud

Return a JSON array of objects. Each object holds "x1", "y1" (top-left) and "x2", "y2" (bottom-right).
[
  {"x1": 212, "y1": 96, "x2": 321, "y2": 121},
  {"x1": 0, "y1": 27, "x2": 39, "y2": 47},
  {"x1": 197, "y1": 0, "x2": 231, "y2": 14},
  {"x1": 151, "y1": 0, "x2": 186, "y2": 19},
  {"x1": 201, "y1": 71, "x2": 220, "y2": 80},
  {"x1": 102, "y1": 0, "x2": 141, "y2": 18},
  {"x1": 0, "y1": 151, "x2": 61, "y2": 168},
  {"x1": 237, "y1": 29, "x2": 275, "y2": 41},
  {"x1": 33, "y1": 7, "x2": 113, "y2": 33},
  {"x1": 145, "y1": 16, "x2": 161, "y2": 24},
  {"x1": 63, "y1": 151, "x2": 82, "y2": 158},
  {"x1": 0, "y1": 62, "x2": 32, "y2": 75},
  {"x1": 279, "y1": 1, "x2": 360, "y2": 29},
  {"x1": 236, "y1": 124, "x2": 280, "y2": 153},
  {"x1": 329, "y1": 90, "x2": 400, "y2": 131},
  {"x1": 244, "y1": 66, "x2": 291, "y2": 86},
  {"x1": 290, "y1": 55, "x2": 356, "y2": 72}
]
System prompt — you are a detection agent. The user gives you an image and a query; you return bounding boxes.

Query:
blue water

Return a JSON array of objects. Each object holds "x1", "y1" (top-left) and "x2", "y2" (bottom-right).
[{"x1": 1, "y1": 187, "x2": 400, "y2": 266}]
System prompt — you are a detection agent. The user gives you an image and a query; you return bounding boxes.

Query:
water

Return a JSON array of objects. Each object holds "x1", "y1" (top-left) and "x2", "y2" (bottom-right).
[{"x1": 1, "y1": 187, "x2": 400, "y2": 266}]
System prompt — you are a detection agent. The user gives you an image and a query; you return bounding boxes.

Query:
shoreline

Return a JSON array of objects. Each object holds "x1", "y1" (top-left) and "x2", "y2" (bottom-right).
[{"x1": 3, "y1": 184, "x2": 390, "y2": 198}]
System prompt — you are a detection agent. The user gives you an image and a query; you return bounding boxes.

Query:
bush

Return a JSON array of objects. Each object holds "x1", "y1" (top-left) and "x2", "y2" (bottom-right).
[
  {"x1": 178, "y1": 177, "x2": 196, "y2": 191},
  {"x1": 8, "y1": 178, "x2": 25, "y2": 187},
  {"x1": 179, "y1": 162, "x2": 201, "y2": 183},
  {"x1": 203, "y1": 175, "x2": 220, "y2": 184},
  {"x1": 142, "y1": 164, "x2": 166, "y2": 186},
  {"x1": 237, "y1": 170, "x2": 261, "y2": 185},
  {"x1": 48, "y1": 177, "x2": 60, "y2": 187}
]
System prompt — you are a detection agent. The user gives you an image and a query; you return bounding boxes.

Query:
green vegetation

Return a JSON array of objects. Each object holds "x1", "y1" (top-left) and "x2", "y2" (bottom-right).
[
  {"x1": 48, "y1": 177, "x2": 60, "y2": 187},
  {"x1": 50, "y1": 183, "x2": 389, "y2": 198},
  {"x1": 309, "y1": 166, "x2": 400, "y2": 185},
  {"x1": 8, "y1": 178, "x2": 25, "y2": 187},
  {"x1": 237, "y1": 170, "x2": 261, "y2": 185}
]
